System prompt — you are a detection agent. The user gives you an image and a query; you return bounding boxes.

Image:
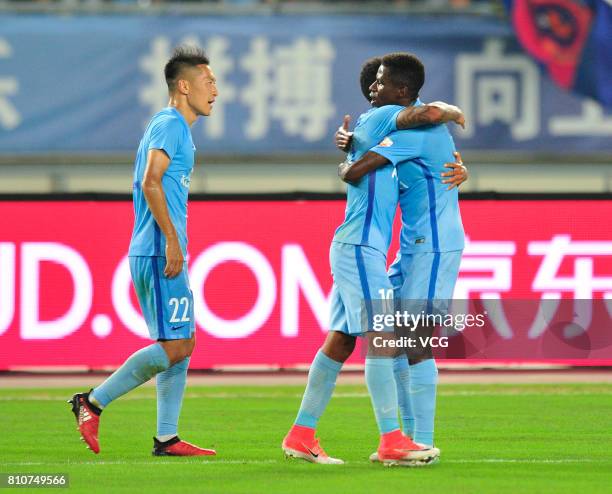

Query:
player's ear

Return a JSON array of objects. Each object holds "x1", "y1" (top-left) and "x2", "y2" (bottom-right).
[{"x1": 177, "y1": 78, "x2": 190, "y2": 95}]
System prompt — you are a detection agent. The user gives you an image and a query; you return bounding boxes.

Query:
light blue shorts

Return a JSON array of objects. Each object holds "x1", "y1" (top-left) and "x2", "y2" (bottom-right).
[
  {"x1": 387, "y1": 250, "x2": 463, "y2": 315},
  {"x1": 129, "y1": 256, "x2": 195, "y2": 341},
  {"x1": 329, "y1": 242, "x2": 393, "y2": 336}
]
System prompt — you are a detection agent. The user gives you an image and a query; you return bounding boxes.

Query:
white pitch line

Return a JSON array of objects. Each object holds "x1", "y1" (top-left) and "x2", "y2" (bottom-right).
[
  {"x1": 0, "y1": 460, "x2": 280, "y2": 466},
  {"x1": 1, "y1": 389, "x2": 612, "y2": 401},
  {"x1": 0, "y1": 458, "x2": 607, "y2": 467},
  {"x1": 444, "y1": 459, "x2": 605, "y2": 464}
]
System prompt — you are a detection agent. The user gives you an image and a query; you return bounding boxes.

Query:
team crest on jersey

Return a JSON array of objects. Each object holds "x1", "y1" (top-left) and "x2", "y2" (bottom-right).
[
  {"x1": 181, "y1": 174, "x2": 192, "y2": 188},
  {"x1": 378, "y1": 137, "x2": 394, "y2": 148}
]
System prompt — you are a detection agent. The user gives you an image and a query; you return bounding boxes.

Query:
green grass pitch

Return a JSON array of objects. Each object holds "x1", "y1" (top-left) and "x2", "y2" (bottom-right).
[{"x1": 1, "y1": 382, "x2": 611, "y2": 493}]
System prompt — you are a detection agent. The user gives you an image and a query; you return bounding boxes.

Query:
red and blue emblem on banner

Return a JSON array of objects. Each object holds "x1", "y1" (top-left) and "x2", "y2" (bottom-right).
[{"x1": 505, "y1": 0, "x2": 612, "y2": 106}]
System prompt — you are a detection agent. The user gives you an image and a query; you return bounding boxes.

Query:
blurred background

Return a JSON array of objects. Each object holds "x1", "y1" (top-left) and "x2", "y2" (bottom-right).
[
  {"x1": 0, "y1": 0, "x2": 611, "y2": 371},
  {"x1": 0, "y1": 0, "x2": 610, "y2": 194}
]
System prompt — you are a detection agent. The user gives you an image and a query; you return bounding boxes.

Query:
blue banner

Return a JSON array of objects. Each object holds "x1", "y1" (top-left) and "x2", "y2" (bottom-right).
[{"x1": 1, "y1": 14, "x2": 611, "y2": 153}]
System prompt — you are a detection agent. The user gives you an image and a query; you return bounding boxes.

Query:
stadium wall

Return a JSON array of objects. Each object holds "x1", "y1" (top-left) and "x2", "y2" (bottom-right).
[{"x1": 0, "y1": 160, "x2": 611, "y2": 194}]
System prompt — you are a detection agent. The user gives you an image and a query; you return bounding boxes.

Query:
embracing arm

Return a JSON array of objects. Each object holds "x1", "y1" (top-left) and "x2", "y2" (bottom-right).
[
  {"x1": 334, "y1": 102, "x2": 464, "y2": 153},
  {"x1": 396, "y1": 101, "x2": 465, "y2": 130},
  {"x1": 338, "y1": 151, "x2": 390, "y2": 184}
]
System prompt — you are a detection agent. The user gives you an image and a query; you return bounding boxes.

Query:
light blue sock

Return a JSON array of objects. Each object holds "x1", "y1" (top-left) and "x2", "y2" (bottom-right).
[
  {"x1": 365, "y1": 357, "x2": 400, "y2": 434},
  {"x1": 393, "y1": 354, "x2": 415, "y2": 437},
  {"x1": 410, "y1": 359, "x2": 438, "y2": 446},
  {"x1": 156, "y1": 357, "x2": 190, "y2": 437},
  {"x1": 91, "y1": 343, "x2": 170, "y2": 407},
  {"x1": 295, "y1": 350, "x2": 342, "y2": 429}
]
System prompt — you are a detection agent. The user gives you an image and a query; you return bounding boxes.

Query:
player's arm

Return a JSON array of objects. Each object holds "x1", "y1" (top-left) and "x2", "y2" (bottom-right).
[
  {"x1": 141, "y1": 149, "x2": 183, "y2": 278},
  {"x1": 338, "y1": 151, "x2": 389, "y2": 184},
  {"x1": 441, "y1": 151, "x2": 468, "y2": 190},
  {"x1": 335, "y1": 102, "x2": 465, "y2": 153},
  {"x1": 396, "y1": 102, "x2": 465, "y2": 130}
]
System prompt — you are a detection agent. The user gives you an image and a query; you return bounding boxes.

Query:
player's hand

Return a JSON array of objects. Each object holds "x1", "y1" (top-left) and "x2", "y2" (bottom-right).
[
  {"x1": 338, "y1": 160, "x2": 351, "y2": 182},
  {"x1": 429, "y1": 101, "x2": 465, "y2": 128},
  {"x1": 441, "y1": 152, "x2": 467, "y2": 190},
  {"x1": 335, "y1": 114, "x2": 353, "y2": 152},
  {"x1": 454, "y1": 112, "x2": 466, "y2": 129},
  {"x1": 164, "y1": 238, "x2": 184, "y2": 278}
]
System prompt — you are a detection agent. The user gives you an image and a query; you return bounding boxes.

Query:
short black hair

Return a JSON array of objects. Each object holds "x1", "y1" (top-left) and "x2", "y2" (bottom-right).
[
  {"x1": 359, "y1": 56, "x2": 382, "y2": 101},
  {"x1": 164, "y1": 45, "x2": 210, "y2": 92},
  {"x1": 381, "y1": 52, "x2": 425, "y2": 100}
]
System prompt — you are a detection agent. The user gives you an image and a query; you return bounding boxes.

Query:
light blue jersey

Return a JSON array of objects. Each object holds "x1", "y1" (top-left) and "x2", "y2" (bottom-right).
[
  {"x1": 332, "y1": 105, "x2": 403, "y2": 256},
  {"x1": 129, "y1": 107, "x2": 195, "y2": 257},
  {"x1": 370, "y1": 114, "x2": 465, "y2": 254}
]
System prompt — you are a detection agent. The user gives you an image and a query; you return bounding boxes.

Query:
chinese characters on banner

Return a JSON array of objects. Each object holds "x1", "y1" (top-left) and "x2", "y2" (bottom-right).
[
  {"x1": 139, "y1": 35, "x2": 335, "y2": 143},
  {"x1": 1, "y1": 15, "x2": 612, "y2": 152},
  {"x1": 456, "y1": 38, "x2": 612, "y2": 141},
  {"x1": 0, "y1": 38, "x2": 20, "y2": 131}
]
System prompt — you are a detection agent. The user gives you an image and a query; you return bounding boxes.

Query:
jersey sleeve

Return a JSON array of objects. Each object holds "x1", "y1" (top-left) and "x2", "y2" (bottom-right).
[
  {"x1": 364, "y1": 105, "x2": 403, "y2": 141},
  {"x1": 147, "y1": 116, "x2": 183, "y2": 161},
  {"x1": 370, "y1": 130, "x2": 422, "y2": 166}
]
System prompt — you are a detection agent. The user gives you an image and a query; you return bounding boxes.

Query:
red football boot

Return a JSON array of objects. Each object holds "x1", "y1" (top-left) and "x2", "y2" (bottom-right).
[
  {"x1": 152, "y1": 436, "x2": 216, "y2": 456},
  {"x1": 68, "y1": 390, "x2": 101, "y2": 454},
  {"x1": 282, "y1": 424, "x2": 344, "y2": 464},
  {"x1": 377, "y1": 429, "x2": 440, "y2": 466}
]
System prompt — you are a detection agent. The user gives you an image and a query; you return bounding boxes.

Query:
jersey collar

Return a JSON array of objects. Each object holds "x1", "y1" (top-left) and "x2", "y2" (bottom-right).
[{"x1": 167, "y1": 106, "x2": 190, "y2": 130}]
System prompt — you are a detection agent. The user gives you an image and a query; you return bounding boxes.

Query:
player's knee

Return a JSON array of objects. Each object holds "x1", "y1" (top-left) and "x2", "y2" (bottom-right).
[
  {"x1": 160, "y1": 338, "x2": 193, "y2": 365},
  {"x1": 366, "y1": 332, "x2": 397, "y2": 358},
  {"x1": 335, "y1": 345, "x2": 353, "y2": 362},
  {"x1": 406, "y1": 335, "x2": 433, "y2": 363},
  {"x1": 409, "y1": 355, "x2": 432, "y2": 366},
  {"x1": 322, "y1": 332, "x2": 355, "y2": 362},
  {"x1": 341, "y1": 337, "x2": 356, "y2": 358},
  {"x1": 336, "y1": 332, "x2": 355, "y2": 354},
  {"x1": 184, "y1": 340, "x2": 195, "y2": 358},
  {"x1": 323, "y1": 345, "x2": 350, "y2": 363},
  {"x1": 176, "y1": 340, "x2": 195, "y2": 362}
]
